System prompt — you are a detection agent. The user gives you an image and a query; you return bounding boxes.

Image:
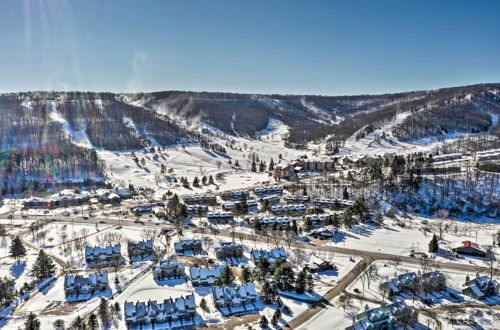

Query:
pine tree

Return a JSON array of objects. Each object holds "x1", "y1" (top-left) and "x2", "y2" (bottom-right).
[
  {"x1": 241, "y1": 266, "x2": 252, "y2": 283},
  {"x1": 274, "y1": 262, "x2": 295, "y2": 291},
  {"x1": 31, "y1": 249, "x2": 56, "y2": 279},
  {"x1": 71, "y1": 315, "x2": 84, "y2": 330},
  {"x1": 251, "y1": 160, "x2": 257, "y2": 172},
  {"x1": 275, "y1": 307, "x2": 282, "y2": 319},
  {"x1": 259, "y1": 161, "x2": 265, "y2": 172},
  {"x1": 193, "y1": 177, "x2": 199, "y2": 187},
  {"x1": 114, "y1": 301, "x2": 121, "y2": 316},
  {"x1": 306, "y1": 273, "x2": 314, "y2": 293},
  {"x1": 98, "y1": 298, "x2": 110, "y2": 328},
  {"x1": 295, "y1": 269, "x2": 306, "y2": 294},
  {"x1": 209, "y1": 175, "x2": 214, "y2": 184},
  {"x1": 302, "y1": 217, "x2": 313, "y2": 232},
  {"x1": 271, "y1": 312, "x2": 279, "y2": 326},
  {"x1": 217, "y1": 266, "x2": 235, "y2": 285},
  {"x1": 202, "y1": 176, "x2": 207, "y2": 185},
  {"x1": 24, "y1": 312, "x2": 41, "y2": 330},
  {"x1": 200, "y1": 297, "x2": 207, "y2": 310},
  {"x1": 88, "y1": 313, "x2": 99, "y2": 330},
  {"x1": 429, "y1": 234, "x2": 439, "y2": 253},
  {"x1": 291, "y1": 219, "x2": 298, "y2": 235},
  {"x1": 342, "y1": 187, "x2": 349, "y2": 200},
  {"x1": 9, "y1": 236, "x2": 27, "y2": 263},
  {"x1": 269, "y1": 158, "x2": 275, "y2": 171},
  {"x1": 259, "y1": 315, "x2": 269, "y2": 329}
]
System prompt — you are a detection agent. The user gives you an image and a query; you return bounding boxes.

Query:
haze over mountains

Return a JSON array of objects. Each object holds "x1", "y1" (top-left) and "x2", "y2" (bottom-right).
[{"x1": 1, "y1": 83, "x2": 499, "y2": 194}]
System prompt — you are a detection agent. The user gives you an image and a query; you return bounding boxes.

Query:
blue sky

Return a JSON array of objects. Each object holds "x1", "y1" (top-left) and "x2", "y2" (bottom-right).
[{"x1": 1, "y1": 0, "x2": 499, "y2": 95}]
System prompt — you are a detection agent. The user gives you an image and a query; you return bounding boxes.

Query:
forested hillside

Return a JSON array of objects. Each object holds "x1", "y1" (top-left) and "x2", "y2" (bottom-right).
[{"x1": 1, "y1": 84, "x2": 499, "y2": 194}]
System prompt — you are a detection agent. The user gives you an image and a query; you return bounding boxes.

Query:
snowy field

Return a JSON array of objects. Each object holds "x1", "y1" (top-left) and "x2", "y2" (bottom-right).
[
  {"x1": 97, "y1": 119, "x2": 307, "y2": 198},
  {"x1": 327, "y1": 216, "x2": 500, "y2": 266}
]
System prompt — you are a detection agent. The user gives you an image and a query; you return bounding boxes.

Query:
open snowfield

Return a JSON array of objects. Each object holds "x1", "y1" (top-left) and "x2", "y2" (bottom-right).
[{"x1": 327, "y1": 216, "x2": 500, "y2": 266}]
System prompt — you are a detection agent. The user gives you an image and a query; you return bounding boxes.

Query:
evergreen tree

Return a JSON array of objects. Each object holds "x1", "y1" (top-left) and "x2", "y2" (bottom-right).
[
  {"x1": 9, "y1": 236, "x2": 27, "y2": 263},
  {"x1": 24, "y1": 312, "x2": 40, "y2": 330},
  {"x1": 208, "y1": 175, "x2": 214, "y2": 184},
  {"x1": 217, "y1": 266, "x2": 234, "y2": 286},
  {"x1": 251, "y1": 160, "x2": 257, "y2": 172},
  {"x1": 342, "y1": 187, "x2": 349, "y2": 200},
  {"x1": 274, "y1": 262, "x2": 295, "y2": 291},
  {"x1": 291, "y1": 219, "x2": 298, "y2": 235},
  {"x1": 269, "y1": 158, "x2": 275, "y2": 171},
  {"x1": 241, "y1": 266, "x2": 252, "y2": 283},
  {"x1": 200, "y1": 297, "x2": 207, "y2": 310},
  {"x1": 253, "y1": 218, "x2": 263, "y2": 231},
  {"x1": 429, "y1": 233, "x2": 439, "y2": 253},
  {"x1": 306, "y1": 273, "x2": 314, "y2": 293},
  {"x1": 259, "y1": 315, "x2": 269, "y2": 329},
  {"x1": 295, "y1": 269, "x2": 306, "y2": 294},
  {"x1": 98, "y1": 298, "x2": 110, "y2": 328},
  {"x1": 234, "y1": 159, "x2": 239, "y2": 167},
  {"x1": 114, "y1": 301, "x2": 121, "y2": 316},
  {"x1": 259, "y1": 161, "x2": 265, "y2": 172},
  {"x1": 271, "y1": 312, "x2": 279, "y2": 326},
  {"x1": 375, "y1": 212, "x2": 384, "y2": 226},
  {"x1": 71, "y1": 315, "x2": 85, "y2": 330},
  {"x1": 31, "y1": 249, "x2": 56, "y2": 279},
  {"x1": 202, "y1": 176, "x2": 207, "y2": 185},
  {"x1": 87, "y1": 313, "x2": 99, "y2": 330},
  {"x1": 192, "y1": 177, "x2": 199, "y2": 187},
  {"x1": 302, "y1": 217, "x2": 313, "y2": 232}
]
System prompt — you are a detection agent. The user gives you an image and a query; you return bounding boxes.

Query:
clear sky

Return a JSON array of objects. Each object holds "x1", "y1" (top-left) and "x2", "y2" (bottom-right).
[{"x1": 1, "y1": 0, "x2": 499, "y2": 95}]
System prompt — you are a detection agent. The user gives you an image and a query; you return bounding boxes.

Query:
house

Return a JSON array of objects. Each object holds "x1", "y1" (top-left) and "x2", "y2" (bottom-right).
[
  {"x1": 153, "y1": 259, "x2": 186, "y2": 281},
  {"x1": 305, "y1": 214, "x2": 335, "y2": 228},
  {"x1": 462, "y1": 276, "x2": 499, "y2": 301},
  {"x1": 152, "y1": 206, "x2": 167, "y2": 218},
  {"x1": 183, "y1": 195, "x2": 217, "y2": 205},
  {"x1": 251, "y1": 247, "x2": 287, "y2": 263},
  {"x1": 260, "y1": 195, "x2": 281, "y2": 205},
  {"x1": 252, "y1": 216, "x2": 292, "y2": 229},
  {"x1": 189, "y1": 266, "x2": 224, "y2": 286},
  {"x1": 124, "y1": 295, "x2": 196, "y2": 328},
  {"x1": 64, "y1": 272, "x2": 108, "y2": 300},
  {"x1": 346, "y1": 302, "x2": 418, "y2": 330},
  {"x1": 174, "y1": 240, "x2": 203, "y2": 256},
  {"x1": 273, "y1": 163, "x2": 295, "y2": 179},
  {"x1": 207, "y1": 211, "x2": 234, "y2": 224},
  {"x1": 300, "y1": 158, "x2": 335, "y2": 171},
  {"x1": 220, "y1": 190, "x2": 251, "y2": 201},
  {"x1": 271, "y1": 204, "x2": 306, "y2": 215},
  {"x1": 187, "y1": 204, "x2": 208, "y2": 215},
  {"x1": 307, "y1": 259, "x2": 336, "y2": 273},
  {"x1": 380, "y1": 272, "x2": 447, "y2": 299},
  {"x1": 310, "y1": 226, "x2": 338, "y2": 239},
  {"x1": 215, "y1": 242, "x2": 244, "y2": 260},
  {"x1": 211, "y1": 283, "x2": 258, "y2": 316},
  {"x1": 85, "y1": 244, "x2": 124, "y2": 268},
  {"x1": 284, "y1": 195, "x2": 310, "y2": 203},
  {"x1": 254, "y1": 186, "x2": 284, "y2": 196},
  {"x1": 23, "y1": 197, "x2": 51, "y2": 209},
  {"x1": 127, "y1": 240, "x2": 154, "y2": 261},
  {"x1": 452, "y1": 241, "x2": 488, "y2": 258}
]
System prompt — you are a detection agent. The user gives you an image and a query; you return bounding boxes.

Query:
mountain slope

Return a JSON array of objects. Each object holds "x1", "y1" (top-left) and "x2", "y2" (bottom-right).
[{"x1": 0, "y1": 84, "x2": 499, "y2": 194}]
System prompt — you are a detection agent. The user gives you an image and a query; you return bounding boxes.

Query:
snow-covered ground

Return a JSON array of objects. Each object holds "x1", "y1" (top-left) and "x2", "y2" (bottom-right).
[
  {"x1": 337, "y1": 111, "x2": 478, "y2": 159},
  {"x1": 327, "y1": 216, "x2": 500, "y2": 266},
  {"x1": 97, "y1": 118, "x2": 307, "y2": 198}
]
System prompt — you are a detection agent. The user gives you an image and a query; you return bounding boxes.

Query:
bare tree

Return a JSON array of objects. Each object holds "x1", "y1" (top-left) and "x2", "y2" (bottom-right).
[
  {"x1": 142, "y1": 228, "x2": 159, "y2": 242},
  {"x1": 338, "y1": 294, "x2": 352, "y2": 312}
]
